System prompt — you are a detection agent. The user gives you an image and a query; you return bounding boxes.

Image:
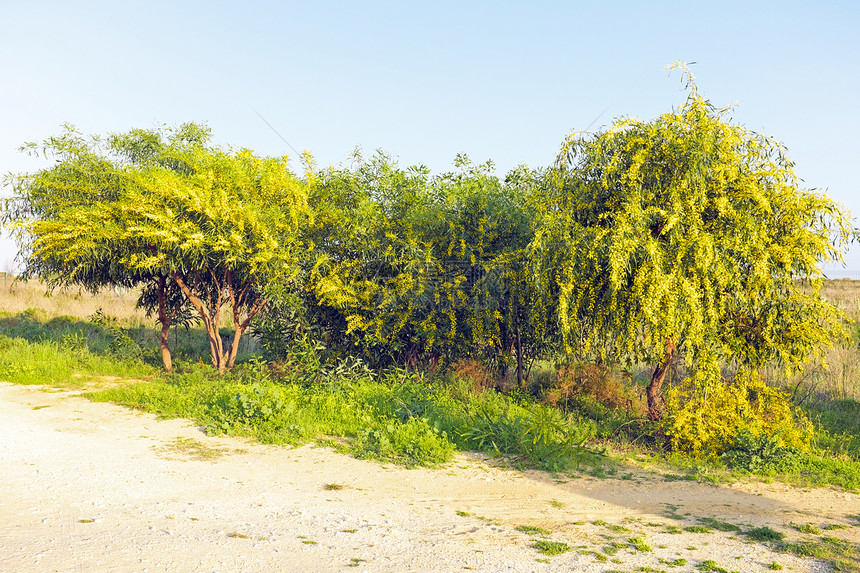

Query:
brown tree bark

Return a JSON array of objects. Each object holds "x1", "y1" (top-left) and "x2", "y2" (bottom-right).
[
  {"x1": 515, "y1": 316, "x2": 524, "y2": 389},
  {"x1": 647, "y1": 339, "x2": 676, "y2": 421},
  {"x1": 156, "y1": 274, "x2": 173, "y2": 371},
  {"x1": 171, "y1": 271, "x2": 227, "y2": 373}
]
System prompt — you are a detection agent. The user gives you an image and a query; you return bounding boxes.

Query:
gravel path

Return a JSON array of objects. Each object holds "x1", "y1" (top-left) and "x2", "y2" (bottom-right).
[{"x1": 1, "y1": 382, "x2": 856, "y2": 572}]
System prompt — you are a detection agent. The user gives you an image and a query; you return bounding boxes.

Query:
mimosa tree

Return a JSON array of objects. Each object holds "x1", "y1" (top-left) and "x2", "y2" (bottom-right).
[{"x1": 531, "y1": 65, "x2": 851, "y2": 421}]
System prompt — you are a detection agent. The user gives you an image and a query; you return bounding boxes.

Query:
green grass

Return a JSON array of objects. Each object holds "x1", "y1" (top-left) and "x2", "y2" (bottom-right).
[
  {"x1": 628, "y1": 537, "x2": 652, "y2": 552},
  {"x1": 696, "y1": 560, "x2": 729, "y2": 573},
  {"x1": 0, "y1": 312, "x2": 154, "y2": 387},
  {"x1": 515, "y1": 525, "x2": 551, "y2": 536},
  {"x1": 778, "y1": 536, "x2": 860, "y2": 572},
  {"x1": 76, "y1": 354, "x2": 602, "y2": 469},
  {"x1": 7, "y1": 297, "x2": 860, "y2": 492},
  {"x1": 532, "y1": 540, "x2": 572, "y2": 556},
  {"x1": 743, "y1": 526, "x2": 784, "y2": 543},
  {"x1": 790, "y1": 522, "x2": 821, "y2": 534},
  {"x1": 696, "y1": 517, "x2": 741, "y2": 532},
  {"x1": 684, "y1": 525, "x2": 711, "y2": 533}
]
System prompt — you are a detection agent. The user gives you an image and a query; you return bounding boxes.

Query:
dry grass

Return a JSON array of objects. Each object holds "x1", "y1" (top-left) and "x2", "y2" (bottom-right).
[
  {"x1": 761, "y1": 279, "x2": 860, "y2": 400},
  {"x1": 449, "y1": 358, "x2": 500, "y2": 393},
  {"x1": 0, "y1": 277, "x2": 147, "y2": 324},
  {"x1": 544, "y1": 362, "x2": 647, "y2": 416}
]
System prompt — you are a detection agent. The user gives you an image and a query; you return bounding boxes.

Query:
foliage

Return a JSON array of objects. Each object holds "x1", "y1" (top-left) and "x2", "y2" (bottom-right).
[
  {"x1": 3, "y1": 123, "x2": 311, "y2": 373},
  {"x1": 531, "y1": 540, "x2": 572, "y2": 556},
  {"x1": 298, "y1": 152, "x2": 553, "y2": 377},
  {"x1": 530, "y1": 63, "x2": 851, "y2": 420},
  {"x1": 778, "y1": 536, "x2": 860, "y2": 573},
  {"x1": 543, "y1": 362, "x2": 644, "y2": 414},
  {"x1": 802, "y1": 396, "x2": 860, "y2": 461},
  {"x1": 0, "y1": 311, "x2": 154, "y2": 386},
  {"x1": 744, "y1": 526, "x2": 785, "y2": 542},
  {"x1": 83, "y1": 359, "x2": 597, "y2": 470},
  {"x1": 663, "y1": 369, "x2": 811, "y2": 458},
  {"x1": 720, "y1": 429, "x2": 803, "y2": 472},
  {"x1": 353, "y1": 417, "x2": 454, "y2": 466}
]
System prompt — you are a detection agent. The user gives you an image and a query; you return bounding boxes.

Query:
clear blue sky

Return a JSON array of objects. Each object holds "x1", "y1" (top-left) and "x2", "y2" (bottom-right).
[{"x1": 2, "y1": 1, "x2": 858, "y2": 273}]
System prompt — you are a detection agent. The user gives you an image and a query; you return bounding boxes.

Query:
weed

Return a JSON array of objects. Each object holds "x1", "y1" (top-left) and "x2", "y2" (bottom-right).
[
  {"x1": 628, "y1": 537, "x2": 652, "y2": 552},
  {"x1": 342, "y1": 529, "x2": 357, "y2": 533},
  {"x1": 743, "y1": 526, "x2": 784, "y2": 542},
  {"x1": 778, "y1": 536, "x2": 859, "y2": 571},
  {"x1": 789, "y1": 522, "x2": 820, "y2": 534},
  {"x1": 548, "y1": 499, "x2": 565, "y2": 508},
  {"x1": 660, "y1": 558, "x2": 687, "y2": 567},
  {"x1": 664, "y1": 525, "x2": 683, "y2": 534},
  {"x1": 606, "y1": 524, "x2": 631, "y2": 533},
  {"x1": 323, "y1": 483, "x2": 346, "y2": 491},
  {"x1": 157, "y1": 437, "x2": 226, "y2": 461},
  {"x1": 663, "y1": 504, "x2": 686, "y2": 521},
  {"x1": 602, "y1": 542, "x2": 624, "y2": 555},
  {"x1": 228, "y1": 532, "x2": 249, "y2": 539},
  {"x1": 516, "y1": 525, "x2": 551, "y2": 536},
  {"x1": 696, "y1": 517, "x2": 741, "y2": 532},
  {"x1": 579, "y1": 549, "x2": 608, "y2": 563},
  {"x1": 346, "y1": 558, "x2": 365, "y2": 567},
  {"x1": 532, "y1": 540, "x2": 572, "y2": 556},
  {"x1": 768, "y1": 563, "x2": 783, "y2": 571},
  {"x1": 824, "y1": 524, "x2": 848, "y2": 530},
  {"x1": 456, "y1": 510, "x2": 471, "y2": 517},
  {"x1": 684, "y1": 525, "x2": 712, "y2": 533},
  {"x1": 78, "y1": 519, "x2": 94, "y2": 523},
  {"x1": 696, "y1": 561, "x2": 728, "y2": 573}
]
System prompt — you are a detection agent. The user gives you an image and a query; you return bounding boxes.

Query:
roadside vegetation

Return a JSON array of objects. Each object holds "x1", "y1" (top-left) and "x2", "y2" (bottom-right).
[{"x1": 2, "y1": 63, "x2": 860, "y2": 569}]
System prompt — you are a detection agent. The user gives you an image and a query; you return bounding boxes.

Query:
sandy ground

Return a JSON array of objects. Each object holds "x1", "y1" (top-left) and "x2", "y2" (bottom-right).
[{"x1": 1, "y1": 382, "x2": 858, "y2": 573}]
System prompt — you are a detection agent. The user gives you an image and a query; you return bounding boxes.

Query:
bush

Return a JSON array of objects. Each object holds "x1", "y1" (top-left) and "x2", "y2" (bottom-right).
[
  {"x1": 353, "y1": 417, "x2": 455, "y2": 466},
  {"x1": 663, "y1": 369, "x2": 812, "y2": 458},
  {"x1": 448, "y1": 358, "x2": 498, "y2": 393},
  {"x1": 721, "y1": 430, "x2": 803, "y2": 472},
  {"x1": 543, "y1": 362, "x2": 644, "y2": 416}
]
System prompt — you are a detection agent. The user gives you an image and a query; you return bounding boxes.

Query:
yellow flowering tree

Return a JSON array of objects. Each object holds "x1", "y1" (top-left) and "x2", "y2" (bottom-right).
[
  {"x1": 531, "y1": 66, "x2": 851, "y2": 421},
  {"x1": 306, "y1": 152, "x2": 552, "y2": 375},
  {"x1": 4, "y1": 124, "x2": 310, "y2": 373}
]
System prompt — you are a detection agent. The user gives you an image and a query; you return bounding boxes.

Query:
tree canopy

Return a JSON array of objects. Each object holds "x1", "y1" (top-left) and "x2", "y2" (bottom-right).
[
  {"x1": 531, "y1": 66, "x2": 851, "y2": 419},
  {"x1": 4, "y1": 123, "x2": 310, "y2": 373},
  {"x1": 304, "y1": 152, "x2": 551, "y2": 378}
]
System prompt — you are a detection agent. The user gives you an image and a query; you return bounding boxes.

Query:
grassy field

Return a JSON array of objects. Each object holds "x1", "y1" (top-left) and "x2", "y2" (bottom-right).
[
  {"x1": 1, "y1": 276, "x2": 860, "y2": 481},
  {"x1": 2, "y1": 276, "x2": 859, "y2": 570}
]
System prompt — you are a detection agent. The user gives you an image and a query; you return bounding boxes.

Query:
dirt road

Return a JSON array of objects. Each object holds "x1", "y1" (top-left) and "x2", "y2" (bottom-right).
[{"x1": 1, "y1": 382, "x2": 856, "y2": 572}]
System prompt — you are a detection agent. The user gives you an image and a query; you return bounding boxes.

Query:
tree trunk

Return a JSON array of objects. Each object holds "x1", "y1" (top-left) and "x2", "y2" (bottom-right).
[
  {"x1": 647, "y1": 339, "x2": 676, "y2": 421},
  {"x1": 171, "y1": 271, "x2": 227, "y2": 374},
  {"x1": 156, "y1": 275, "x2": 173, "y2": 371},
  {"x1": 515, "y1": 316, "x2": 524, "y2": 389},
  {"x1": 226, "y1": 326, "x2": 246, "y2": 371}
]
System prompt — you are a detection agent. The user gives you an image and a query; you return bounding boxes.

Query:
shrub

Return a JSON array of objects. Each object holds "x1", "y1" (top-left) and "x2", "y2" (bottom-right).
[
  {"x1": 544, "y1": 362, "x2": 645, "y2": 416},
  {"x1": 448, "y1": 358, "x2": 497, "y2": 393},
  {"x1": 721, "y1": 430, "x2": 803, "y2": 472},
  {"x1": 663, "y1": 369, "x2": 812, "y2": 458},
  {"x1": 353, "y1": 417, "x2": 455, "y2": 466}
]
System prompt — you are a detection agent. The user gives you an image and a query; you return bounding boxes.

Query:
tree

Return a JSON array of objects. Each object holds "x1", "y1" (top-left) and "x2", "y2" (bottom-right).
[
  {"x1": 306, "y1": 151, "x2": 554, "y2": 377},
  {"x1": 531, "y1": 65, "x2": 851, "y2": 420},
  {"x1": 3, "y1": 124, "x2": 310, "y2": 373},
  {"x1": 3, "y1": 125, "x2": 185, "y2": 370}
]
